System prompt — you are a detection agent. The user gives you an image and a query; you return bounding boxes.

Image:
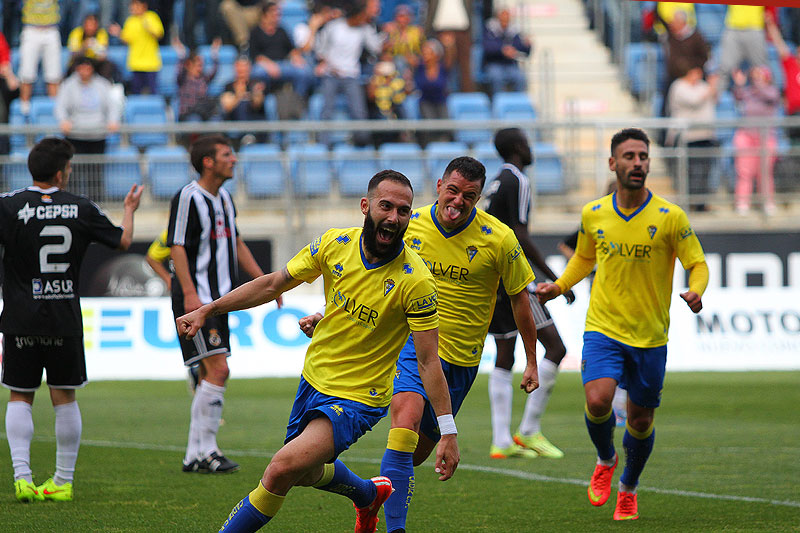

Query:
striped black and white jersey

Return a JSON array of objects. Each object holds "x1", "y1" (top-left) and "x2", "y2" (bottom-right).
[
  {"x1": 167, "y1": 181, "x2": 239, "y2": 305},
  {"x1": 0, "y1": 186, "x2": 123, "y2": 336},
  {"x1": 484, "y1": 163, "x2": 532, "y2": 228}
]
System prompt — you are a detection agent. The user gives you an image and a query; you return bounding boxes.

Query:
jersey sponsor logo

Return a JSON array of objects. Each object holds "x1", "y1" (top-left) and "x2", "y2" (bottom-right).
[
  {"x1": 31, "y1": 278, "x2": 75, "y2": 300},
  {"x1": 648, "y1": 225, "x2": 657, "y2": 239},
  {"x1": 310, "y1": 237, "x2": 321, "y2": 256},
  {"x1": 597, "y1": 229, "x2": 605, "y2": 239},
  {"x1": 332, "y1": 263, "x2": 343, "y2": 278},
  {"x1": 368, "y1": 387, "x2": 378, "y2": 397},
  {"x1": 409, "y1": 292, "x2": 437, "y2": 313},
  {"x1": 409, "y1": 238, "x2": 421, "y2": 250},
  {"x1": 410, "y1": 212, "x2": 420, "y2": 219},
  {"x1": 600, "y1": 241, "x2": 652, "y2": 259},
  {"x1": 659, "y1": 207, "x2": 670, "y2": 213},
  {"x1": 384, "y1": 278, "x2": 395, "y2": 296},
  {"x1": 679, "y1": 225, "x2": 694, "y2": 241},
  {"x1": 480, "y1": 225, "x2": 492, "y2": 235},
  {"x1": 506, "y1": 244, "x2": 523, "y2": 264},
  {"x1": 17, "y1": 203, "x2": 78, "y2": 224},
  {"x1": 208, "y1": 329, "x2": 222, "y2": 347},
  {"x1": 466, "y1": 245, "x2": 478, "y2": 263},
  {"x1": 402, "y1": 263, "x2": 413, "y2": 274},
  {"x1": 591, "y1": 203, "x2": 602, "y2": 211},
  {"x1": 14, "y1": 335, "x2": 64, "y2": 349},
  {"x1": 423, "y1": 259, "x2": 469, "y2": 282},
  {"x1": 332, "y1": 290, "x2": 379, "y2": 329},
  {"x1": 330, "y1": 404, "x2": 343, "y2": 416},
  {"x1": 336, "y1": 235, "x2": 351, "y2": 245}
]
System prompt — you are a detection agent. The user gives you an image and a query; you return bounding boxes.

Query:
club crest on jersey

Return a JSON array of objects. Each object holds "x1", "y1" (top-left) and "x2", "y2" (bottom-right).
[
  {"x1": 402, "y1": 263, "x2": 413, "y2": 274},
  {"x1": 336, "y1": 235, "x2": 351, "y2": 245},
  {"x1": 208, "y1": 329, "x2": 222, "y2": 347},
  {"x1": 332, "y1": 263, "x2": 343, "y2": 278},
  {"x1": 466, "y1": 245, "x2": 478, "y2": 262},
  {"x1": 41, "y1": 195, "x2": 52, "y2": 203},
  {"x1": 384, "y1": 278, "x2": 395, "y2": 296},
  {"x1": 647, "y1": 225, "x2": 657, "y2": 239},
  {"x1": 480, "y1": 225, "x2": 492, "y2": 235}
]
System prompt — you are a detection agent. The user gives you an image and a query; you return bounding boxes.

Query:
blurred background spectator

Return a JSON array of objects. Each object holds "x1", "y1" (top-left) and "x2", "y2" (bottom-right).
[
  {"x1": 219, "y1": 0, "x2": 265, "y2": 52},
  {"x1": 657, "y1": 9, "x2": 708, "y2": 118},
  {"x1": 765, "y1": 12, "x2": 800, "y2": 146},
  {"x1": 382, "y1": 4, "x2": 423, "y2": 77},
  {"x1": 665, "y1": 63, "x2": 718, "y2": 212},
  {"x1": 109, "y1": 0, "x2": 164, "y2": 94},
  {"x1": 0, "y1": 30, "x2": 20, "y2": 154},
  {"x1": 100, "y1": 0, "x2": 128, "y2": 29},
  {"x1": 219, "y1": 56, "x2": 267, "y2": 142},
  {"x1": 174, "y1": 36, "x2": 221, "y2": 122},
  {"x1": 426, "y1": 0, "x2": 474, "y2": 92},
  {"x1": 182, "y1": 0, "x2": 223, "y2": 50},
  {"x1": 733, "y1": 66, "x2": 779, "y2": 216},
  {"x1": 18, "y1": 0, "x2": 63, "y2": 113},
  {"x1": 249, "y1": 2, "x2": 314, "y2": 101},
  {"x1": 483, "y1": 7, "x2": 531, "y2": 96},
  {"x1": 414, "y1": 35, "x2": 455, "y2": 146},
  {"x1": 66, "y1": 13, "x2": 117, "y2": 82},
  {"x1": 716, "y1": 5, "x2": 770, "y2": 92}
]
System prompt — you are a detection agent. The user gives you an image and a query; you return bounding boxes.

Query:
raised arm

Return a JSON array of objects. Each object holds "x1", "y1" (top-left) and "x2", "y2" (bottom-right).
[
  {"x1": 118, "y1": 184, "x2": 143, "y2": 251},
  {"x1": 177, "y1": 268, "x2": 303, "y2": 339},
  {"x1": 411, "y1": 328, "x2": 460, "y2": 481},
  {"x1": 765, "y1": 12, "x2": 791, "y2": 59}
]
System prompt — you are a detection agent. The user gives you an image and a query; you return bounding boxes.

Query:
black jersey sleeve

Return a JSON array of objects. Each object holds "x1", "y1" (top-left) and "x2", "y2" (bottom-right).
[{"x1": 84, "y1": 199, "x2": 123, "y2": 249}]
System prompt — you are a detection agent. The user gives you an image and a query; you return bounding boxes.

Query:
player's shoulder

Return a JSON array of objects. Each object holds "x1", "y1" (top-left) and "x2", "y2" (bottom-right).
[
  {"x1": 647, "y1": 193, "x2": 687, "y2": 219},
  {"x1": 315, "y1": 227, "x2": 359, "y2": 251},
  {"x1": 473, "y1": 208, "x2": 512, "y2": 237},
  {"x1": 581, "y1": 193, "x2": 615, "y2": 216},
  {"x1": 409, "y1": 203, "x2": 434, "y2": 223}
]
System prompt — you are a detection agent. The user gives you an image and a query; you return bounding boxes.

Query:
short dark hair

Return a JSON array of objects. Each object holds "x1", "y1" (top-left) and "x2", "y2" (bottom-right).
[
  {"x1": 443, "y1": 156, "x2": 486, "y2": 190},
  {"x1": 367, "y1": 169, "x2": 413, "y2": 197},
  {"x1": 494, "y1": 128, "x2": 529, "y2": 162},
  {"x1": 262, "y1": 1, "x2": 278, "y2": 15},
  {"x1": 28, "y1": 137, "x2": 74, "y2": 183},
  {"x1": 190, "y1": 135, "x2": 232, "y2": 174},
  {"x1": 610, "y1": 128, "x2": 650, "y2": 156},
  {"x1": 73, "y1": 55, "x2": 94, "y2": 68}
]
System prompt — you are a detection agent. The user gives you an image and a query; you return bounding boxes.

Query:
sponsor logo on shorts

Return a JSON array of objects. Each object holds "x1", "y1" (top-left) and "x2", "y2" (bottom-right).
[
  {"x1": 15, "y1": 336, "x2": 64, "y2": 349},
  {"x1": 330, "y1": 404, "x2": 343, "y2": 416},
  {"x1": 208, "y1": 329, "x2": 222, "y2": 347}
]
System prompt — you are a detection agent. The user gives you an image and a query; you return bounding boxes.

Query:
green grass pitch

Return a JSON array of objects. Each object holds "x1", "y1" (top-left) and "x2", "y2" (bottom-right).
[{"x1": 1, "y1": 371, "x2": 798, "y2": 532}]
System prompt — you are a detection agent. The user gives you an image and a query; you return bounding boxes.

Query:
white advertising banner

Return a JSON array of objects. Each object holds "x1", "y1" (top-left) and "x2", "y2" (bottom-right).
[{"x1": 56, "y1": 285, "x2": 800, "y2": 381}]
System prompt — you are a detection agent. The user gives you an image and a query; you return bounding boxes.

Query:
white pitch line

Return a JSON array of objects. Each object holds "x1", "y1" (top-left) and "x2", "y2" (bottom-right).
[{"x1": 17, "y1": 435, "x2": 800, "y2": 509}]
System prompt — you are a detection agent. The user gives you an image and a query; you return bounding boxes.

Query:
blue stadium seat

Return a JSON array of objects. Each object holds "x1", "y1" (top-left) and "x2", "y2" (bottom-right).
[
  {"x1": 104, "y1": 146, "x2": 142, "y2": 200},
  {"x1": 29, "y1": 97, "x2": 58, "y2": 142},
  {"x1": 9, "y1": 100, "x2": 28, "y2": 152},
  {"x1": 624, "y1": 42, "x2": 662, "y2": 99},
  {"x1": 425, "y1": 141, "x2": 468, "y2": 184},
  {"x1": 401, "y1": 93, "x2": 420, "y2": 120},
  {"x1": 238, "y1": 143, "x2": 286, "y2": 197},
  {"x1": 198, "y1": 44, "x2": 238, "y2": 65},
  {"x1": 146, "y1": 145, "x2": 191, "y2": 199},
  {"x1": 308, "y1": 93, "x2": 350, "y2": 145},
  {"x1": 106, "y1": 45, "x2": 130, "y2": 82},
  {"x1": 157, "y1": 46, "x2": 180, "y2": 100},
  {"x1": 125, "y1": 95, "x2": 169, "y2": 149},
  {"x1": 333, "y1": 144, "x2": 378, "y2": 196},
  {"x1": 472, "y1": 142, "x2": 503, "y2": 184},
  {"x1": 492, "y1": 92, "x2": 537, "y2": 120},
  {"x1": 2, "y1": 150, "x2": 31, "y2": 192},
  {"x1": 378, "y1": 143, "x2": 426, "y2": 193},
  {"x1": 281, "y1": 1, "x2": 309, "y2": 34},
  {"x1": 532, "y1": 142, "x2": 565, "y2": 195},
  {"x1": 448, "y1": 92, "x2": 492, "y2": 145},
  {"x1": 287, "y1": 143, "x2": 331, "y2": 196}
]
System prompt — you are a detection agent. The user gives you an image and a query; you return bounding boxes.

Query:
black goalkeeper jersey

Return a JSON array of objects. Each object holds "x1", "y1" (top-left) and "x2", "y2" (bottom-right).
[{"x1": 0, "y1": 186, "x2": 123, "y2": 336}]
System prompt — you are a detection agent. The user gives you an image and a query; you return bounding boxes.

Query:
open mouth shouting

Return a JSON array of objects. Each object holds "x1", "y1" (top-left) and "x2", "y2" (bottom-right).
[{"x1": 376, "y1": 224, "x2": 399, "y2": 246}]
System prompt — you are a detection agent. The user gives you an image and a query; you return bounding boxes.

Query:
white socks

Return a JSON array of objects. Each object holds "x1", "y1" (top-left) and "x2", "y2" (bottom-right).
[
  {"x1": 6, "y1": 401, "x2": 34, "y2": 482},
  {"x1": 518, "y1": 358, "x2": 559, "y2": 436},
  {"x1": 489, "y1": 367, "x2": 514, "y2": 448},
  {"x1": 54, "y1": 402, "x2": 82, "y2": 485},
  {"x1": 186, "y1": 380, "x2": 226, "y2": 461}
]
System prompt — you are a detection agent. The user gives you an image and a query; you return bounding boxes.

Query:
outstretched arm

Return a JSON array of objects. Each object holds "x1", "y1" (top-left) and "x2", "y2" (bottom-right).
[
  {"x1": 177, "y1": 268, "x2": 303, "y2": 338},
  {"x1": 513, "y1": 224, "x2": 575, "y2": 304},
  {"x1": 412, "y1": 328, "x2": 459, "y2": 481},
  {"x1": 508, "y1": 288, "x2": 539, "y2": 393}
]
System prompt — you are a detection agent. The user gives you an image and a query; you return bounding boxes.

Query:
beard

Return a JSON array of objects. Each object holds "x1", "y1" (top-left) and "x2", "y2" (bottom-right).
[
  {"x1": 362, "y1": 209, "x2": 407, "y2": 261},
  {"x1": 619, "y1": 169, "x2": 647, "y2": 189}
]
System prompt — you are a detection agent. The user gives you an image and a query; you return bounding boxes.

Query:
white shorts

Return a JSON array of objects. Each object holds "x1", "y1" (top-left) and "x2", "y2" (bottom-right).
[{"x1": 18, "y1": 25, "x2": 63, "y2": 84}]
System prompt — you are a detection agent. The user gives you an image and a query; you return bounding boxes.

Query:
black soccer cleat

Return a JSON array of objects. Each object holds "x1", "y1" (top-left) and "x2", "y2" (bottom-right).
[
  {"x1": 182, "y1": 459, "x2": 201, "y2": 473},
  {"x1": 198, "y1": 452, "x2": 240, "y2": 474}
]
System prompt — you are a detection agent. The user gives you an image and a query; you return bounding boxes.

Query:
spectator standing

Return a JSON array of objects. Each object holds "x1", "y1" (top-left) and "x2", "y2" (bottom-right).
[
  {"x1": 313, "y1": 1, "x2": 384, "y2": 146},
  {"x1": 765, "y1": 12, "x2": 800, "y2": 145},
  {"x1": 414, "y1": 36, "x2": 455, "y2": 146},
  {"x1": 733, "y1": 67, "x2": 780, "y2": 216},
  {"x1": 18, "y1": 0, "x2": 63, "y2": 114},
  {"x1": 716, "y1": 5, "x2": 770, "y2": 92},
  {"x1": 249, "y1": 2, "x2": 314, "y2": 99},
  {"x1": 658, "y1": 9, "x2": 709, "y2": 117},
  {"x1": 220, "y1": 56, "x2": 267, "y2": 141},
  {"x1": 666, "y1": 65, "x2": 719, "y2": 211},
  {"x1": 0, "y1": 31, "x2": 21, "y2": 154},
  {"x1": 383, "y1": 4, "x2": 423, "y2": 75},
  {"x1": 483, "y1": 7, "x2": 532, "y2": 95},
  {"x1": 219, "y1": 0, "x2": 265, "y2": 51},
  {"x1": 109, "y1": 0, "x2": 164, "y2": 95},
  {"x1": 174, "y1": 36, "x2": 221, "y2": 121},
  {"x1": 66, "y1": 13, "x2": 117, "y2": 81},
  {"x1": 426, "y1": 0, "x2": 473, "y2": 92},
  {"x1": 183, "y1": 0, "x2": 222, "y2": 50}
]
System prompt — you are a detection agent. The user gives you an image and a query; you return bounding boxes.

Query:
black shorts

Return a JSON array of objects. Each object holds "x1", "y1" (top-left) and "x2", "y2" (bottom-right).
[
  {"x1": 172, "y1": 303, "x2": 231, "y2": 366},
  {"x1": 488, "y1": 282, "x2": 553, "y2": 339},
  {"x1": 1, "y1": 335, "x2": 87, "y2": 391}
]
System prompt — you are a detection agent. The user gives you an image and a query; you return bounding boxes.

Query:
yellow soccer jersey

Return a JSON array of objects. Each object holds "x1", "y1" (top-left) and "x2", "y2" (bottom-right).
[
  {"x1": 575, "y1": 191, "x2": 706, "y2": 348},
  {"x1": 287, "y1": 227, "x2": 438, "y2": 407},
  {"x1": 147, "y1": 230, "x2": 171, "y2": 263},
  {"x1": 405, "y1": 203, "x2": 535, "y2": 367}
]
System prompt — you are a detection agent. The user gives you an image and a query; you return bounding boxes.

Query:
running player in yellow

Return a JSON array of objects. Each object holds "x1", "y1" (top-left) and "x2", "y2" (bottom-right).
[
  {"x1": 177, "y1": 170, "x2": 458, "y2": 533},
  {"x1": 537, "y1": 128, "x2": 708, "y2": 521}
]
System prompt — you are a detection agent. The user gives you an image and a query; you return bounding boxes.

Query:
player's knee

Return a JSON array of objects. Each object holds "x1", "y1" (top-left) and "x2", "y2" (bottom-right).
[
  {"x1": 585, "y1": 394, "x2": 613, "y2": 417},
  {"x1": 544, "y1": 343, "x2": 567, "y2": 364},
  {"x1": 264, "y1": 456, "x2": 300, "y2": 485}
]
